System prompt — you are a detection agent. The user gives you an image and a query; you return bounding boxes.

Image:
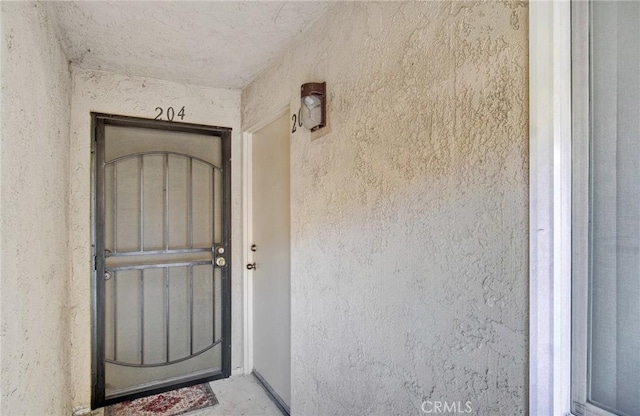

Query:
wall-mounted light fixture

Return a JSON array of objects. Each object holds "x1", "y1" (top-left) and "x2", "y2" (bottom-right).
[{"x1": 300, "y1": 82, "x2": 326, "y2": 131}]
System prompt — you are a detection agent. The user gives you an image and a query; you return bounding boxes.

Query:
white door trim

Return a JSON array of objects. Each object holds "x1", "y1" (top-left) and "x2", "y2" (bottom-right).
[
  {"x1": 242, "y1": 105, "x2": 290, "y2": 375},
  {"x1": 529, "y1": 1, "x2": 572, "y2": 415}
]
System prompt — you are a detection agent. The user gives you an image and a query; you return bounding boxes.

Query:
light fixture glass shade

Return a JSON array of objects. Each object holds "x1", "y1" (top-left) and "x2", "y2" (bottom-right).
[
  {"x1": 300, "y1": 82, "x2": 325, "y2": 131},
  {"x1": 301, "y1": 95, "x2": 323, "y2": 130}
]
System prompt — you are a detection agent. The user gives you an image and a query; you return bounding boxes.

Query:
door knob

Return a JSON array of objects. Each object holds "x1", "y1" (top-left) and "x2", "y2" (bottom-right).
[{"x1": 246, "y1": 263, "x2": 256, "y2": 270}]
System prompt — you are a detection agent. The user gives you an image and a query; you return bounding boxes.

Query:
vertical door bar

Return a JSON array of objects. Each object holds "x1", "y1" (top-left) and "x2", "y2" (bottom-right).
[
  {"x1": 113, "y1": 164, "x2": 117, "y2": 253},
  {"x1": 189, "y1": 265, "x2": 194, "y2": 356},
  {"x1": 164, "y1": 154, "x2": 170, "y2": 363},
  {"x1": 212, "y1": 167, "x2": 216, "y2": 345},
  {"x1": 188, "y1": 158, "x2": 193, "y2": 249},
  {"x1": 165, "y1": 267, "x2": 170, "y2": 363},
  {"x1": 140, "y1": 269, "x2": 144, "y2": 365},
  {"x1": 212, "y1": 166, "x2": 216, "y2": 247},
  {"x1": 140, "y1": 155, "x2": 144, "y2": 252},
  {"x1": 164, "y1": 154, "x2": 170, "y2": 251},
  {"x1": 113, "y1": 271, "x2": 118, "y2": 362},
  {"x1": 212, "y1": 263, "x2": 216, "y2": 344}
]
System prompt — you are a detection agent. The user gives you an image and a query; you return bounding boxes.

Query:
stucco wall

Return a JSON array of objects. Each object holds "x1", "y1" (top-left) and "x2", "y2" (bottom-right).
[
  {"x1": 68, "y1": 67, "x2": 243, "y2": 409},
  {"x1": 0, "y1": 2, "x2": 72, "y2": 414},
  {"x1": 242, "y1": 2, "x2": 528, "y2": 414}
]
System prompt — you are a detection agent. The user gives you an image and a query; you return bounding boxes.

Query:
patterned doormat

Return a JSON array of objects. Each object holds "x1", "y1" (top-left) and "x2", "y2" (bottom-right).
[{"x1": 105, "y1": 383, "x2": 218, "y2": 416}]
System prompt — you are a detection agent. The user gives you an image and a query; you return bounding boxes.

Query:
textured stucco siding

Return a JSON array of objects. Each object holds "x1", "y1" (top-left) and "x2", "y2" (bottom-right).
[
  {"x1": 0, "y1": 2, "x2": 72, "y2": 414},
  {"x1": 68, "y1": 68, "x2": 243, "y2": 409},
  {"x1": 242, "y1": 2, "x2": 528, "y2": 415}
]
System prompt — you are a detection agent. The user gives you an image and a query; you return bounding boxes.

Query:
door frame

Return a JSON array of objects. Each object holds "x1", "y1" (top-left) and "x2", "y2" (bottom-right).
[
  {"x1": 90, "y1": 113, "x2": 233, "y2": 409},
  {"x1": 241, "y1": 106, "x2": 290, "y2": 375}
]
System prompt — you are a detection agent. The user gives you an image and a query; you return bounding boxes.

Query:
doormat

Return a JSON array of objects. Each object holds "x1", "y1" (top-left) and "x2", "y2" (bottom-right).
[{"x1": 105, "y1": 383, "x2": 218, "y2": 416}]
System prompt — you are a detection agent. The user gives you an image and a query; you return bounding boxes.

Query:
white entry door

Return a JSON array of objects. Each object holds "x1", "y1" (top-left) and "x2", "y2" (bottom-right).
[{"x1": 249, "y1": 112, "x2": 291, "y2": 413}]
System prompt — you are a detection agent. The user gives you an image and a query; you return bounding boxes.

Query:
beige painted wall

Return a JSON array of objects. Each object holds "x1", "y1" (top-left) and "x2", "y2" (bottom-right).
[
  {"x1": 242, "y1": 2, "x2": 528, "y2": 414},
  {"x1": 68, "y1": 67, "x2": 243, "y2": 409},
  {"x1": 0, "y1": 2, "x2": 72, "y2": 414}
]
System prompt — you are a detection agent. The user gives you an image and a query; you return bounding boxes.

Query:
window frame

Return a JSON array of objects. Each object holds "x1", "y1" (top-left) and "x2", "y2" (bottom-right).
[
  {"x1": 531, "y1": 2, "x2": 634, "y2": 415},
  {"x1": 529, "y1": 1, "x2": 572, "y2": 414}
]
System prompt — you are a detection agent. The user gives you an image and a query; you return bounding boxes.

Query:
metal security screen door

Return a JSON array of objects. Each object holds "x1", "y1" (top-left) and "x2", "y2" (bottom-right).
[{"x1": 91, "y1": 114, "x2": 232, "y2": 408}]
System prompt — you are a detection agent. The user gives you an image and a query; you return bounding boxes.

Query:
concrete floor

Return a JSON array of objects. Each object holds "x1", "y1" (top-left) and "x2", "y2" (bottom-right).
[{"x1": 189, "y1": 375, "x2": 283, "y2": 416}]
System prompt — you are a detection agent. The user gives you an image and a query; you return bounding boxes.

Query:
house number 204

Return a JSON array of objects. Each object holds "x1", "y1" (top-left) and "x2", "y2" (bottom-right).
[{"x1": 154, "y1": 106, "x2": 186, "y2": 121}]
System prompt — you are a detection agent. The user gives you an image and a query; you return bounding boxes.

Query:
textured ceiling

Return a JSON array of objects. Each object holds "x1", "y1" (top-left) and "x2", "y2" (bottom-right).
[{"x1": 51, "y1": 1, "x2": 329, "y2": 89}]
